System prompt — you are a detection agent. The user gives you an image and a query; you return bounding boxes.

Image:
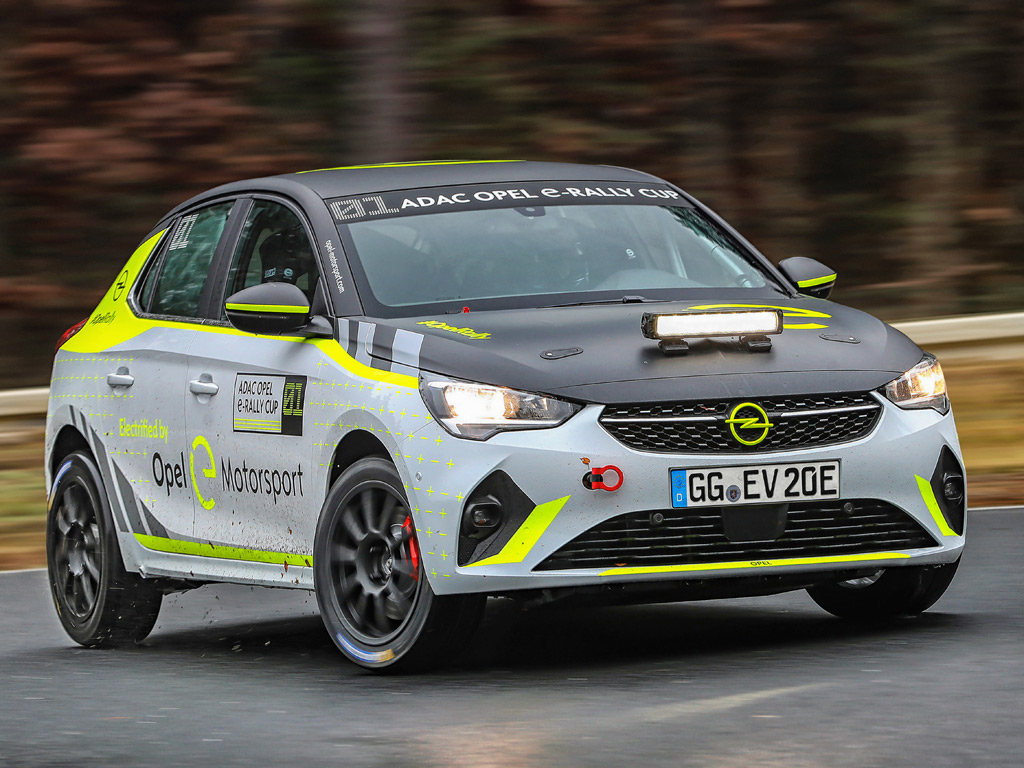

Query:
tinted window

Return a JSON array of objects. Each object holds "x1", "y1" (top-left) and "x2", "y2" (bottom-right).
[
  {"x1": 345, "y1": 203, "x2": 776, "y2": 312},
  {"x1": 222, "y1": 200, "x2": 319, "y2": 317},
  {"x1": 148, "y1": 202, "x2": 233, "y2": 318}
]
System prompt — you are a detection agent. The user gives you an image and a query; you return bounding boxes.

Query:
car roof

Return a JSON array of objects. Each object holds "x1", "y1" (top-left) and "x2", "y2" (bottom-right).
[
  {"x1": 161, "y1": 160, "x2": 669, "y2": 222},
  {"x1": 279, "y1": 160, "x2": 665, "y2": 198}
]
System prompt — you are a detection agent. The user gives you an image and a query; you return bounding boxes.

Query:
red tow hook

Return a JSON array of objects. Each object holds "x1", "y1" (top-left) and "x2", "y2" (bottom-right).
[
  {"x1": 401, "y1": 515, "x2": 420, "y2": 580},
  {"x1": 583, "y1": 465, "x2": 624, "y2": 492}
]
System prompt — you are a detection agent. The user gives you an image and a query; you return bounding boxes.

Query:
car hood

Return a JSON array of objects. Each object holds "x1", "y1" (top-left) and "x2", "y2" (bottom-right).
[{"x1": 363, "y1": 298, "x2": 922, "y2": 404}]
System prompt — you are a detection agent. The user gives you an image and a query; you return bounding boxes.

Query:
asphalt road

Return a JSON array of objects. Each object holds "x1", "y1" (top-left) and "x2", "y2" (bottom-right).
[{"x1": 2, "y1": 508, "x2": 1022, "y2": 768}]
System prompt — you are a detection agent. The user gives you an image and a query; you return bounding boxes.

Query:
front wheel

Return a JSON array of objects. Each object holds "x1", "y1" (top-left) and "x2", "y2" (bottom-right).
[
  {"x1": 46, "y1": 451, "x2": 162, "y2": 646},
  {"x1": 313, "y1": 457, "x2": 484, "y2": 672},
  {"x1": 807, "y1": 559, "x2": 960, "y2": 619}
]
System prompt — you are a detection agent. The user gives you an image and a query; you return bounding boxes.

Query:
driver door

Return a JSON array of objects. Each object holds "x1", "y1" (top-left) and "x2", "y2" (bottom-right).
[{"x1": 184, "y1": 198, "x2": 325, "y2": 557}]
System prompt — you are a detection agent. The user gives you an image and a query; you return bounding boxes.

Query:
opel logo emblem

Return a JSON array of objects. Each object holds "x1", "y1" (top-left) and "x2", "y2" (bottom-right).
[
  {"x1": 112, "y1": 270, "x2": 129, "y2": 300},
  {"x1": 725, "y1": 402, "x2": 774, "y2": 446}
]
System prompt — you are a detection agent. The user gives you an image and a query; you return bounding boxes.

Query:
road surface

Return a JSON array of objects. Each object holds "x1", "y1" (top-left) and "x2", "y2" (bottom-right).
[{"x1": 2, "y1": 508, "x2": 1022, "y2": 767}]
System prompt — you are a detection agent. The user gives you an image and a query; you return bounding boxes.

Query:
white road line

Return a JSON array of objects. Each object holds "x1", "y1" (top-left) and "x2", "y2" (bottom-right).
[{"x1": 629, "y1": 682, "x2": 829, "y2": 724}]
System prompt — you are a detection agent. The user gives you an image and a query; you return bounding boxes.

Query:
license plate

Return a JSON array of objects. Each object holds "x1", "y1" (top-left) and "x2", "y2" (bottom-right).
[{"x1": 670, "y1": 460, "x2": 840, "y2": 508}]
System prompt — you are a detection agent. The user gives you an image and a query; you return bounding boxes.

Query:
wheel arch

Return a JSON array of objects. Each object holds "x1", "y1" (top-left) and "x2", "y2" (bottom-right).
[
  {"x1": 327, "y1": 429, "x2": 392, "y2": 493},
  {"x1": 50, "y1": 424, "x2": 92, "y2": 481}
]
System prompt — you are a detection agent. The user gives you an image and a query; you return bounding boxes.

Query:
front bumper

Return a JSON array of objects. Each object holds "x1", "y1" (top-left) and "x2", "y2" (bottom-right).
[{"x1": 399, "y1": 396, "x2": 965, "y2": 596}]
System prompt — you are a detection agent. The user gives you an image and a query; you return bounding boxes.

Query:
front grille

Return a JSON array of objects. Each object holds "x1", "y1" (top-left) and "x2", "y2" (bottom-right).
[
  {"x1": 535, "y1": 500, "x2": 937, "y2": 571},
  {"x1": 599, "y1": 392, "x2": 881, "y2": 453}
]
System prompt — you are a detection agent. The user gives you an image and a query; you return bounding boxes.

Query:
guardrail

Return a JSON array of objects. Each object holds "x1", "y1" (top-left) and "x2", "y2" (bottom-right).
[
  {"x1": 0, "y1": 387, "x2": 49, "y2": 419},
  {"x1": 0, "y1": 310, "x2": 1021, "y2": 420},
  {"x1": 894, "y1": 311, "x2": 1023, "y2": 348}
]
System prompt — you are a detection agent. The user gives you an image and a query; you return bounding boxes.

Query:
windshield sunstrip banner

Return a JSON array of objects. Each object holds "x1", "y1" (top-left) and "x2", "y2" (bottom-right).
[{"x1": 327, "y1": 182, "x2": 690, "y2": 224}]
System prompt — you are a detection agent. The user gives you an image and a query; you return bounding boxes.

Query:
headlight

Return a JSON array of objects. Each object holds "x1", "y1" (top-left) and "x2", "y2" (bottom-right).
[
  {"x1": 882, "y1": 353, "x2": 949, "y2": 414},
  {"x1": 420, "y1": 375, "x2": 581, "y2": 440}
]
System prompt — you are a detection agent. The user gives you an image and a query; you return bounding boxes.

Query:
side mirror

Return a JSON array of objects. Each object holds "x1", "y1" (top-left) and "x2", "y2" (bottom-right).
[
  {"x1": 778, "y1": 257, "x2": 837, "y2": 299},
  {"x1": 225, "y1": 283, "x2": 328, "y2": 336}
]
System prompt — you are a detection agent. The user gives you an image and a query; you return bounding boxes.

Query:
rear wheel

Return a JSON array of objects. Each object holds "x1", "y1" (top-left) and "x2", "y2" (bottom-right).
[
  {"x1": 314, "y1": 457, "x2": 484, "y2": 672},
  {"x1": 807, "y1": 559, "x2": 960, "y2": 619},
  {"x1": 46, "y1": 451, "x2": 162, "y2": 646}
]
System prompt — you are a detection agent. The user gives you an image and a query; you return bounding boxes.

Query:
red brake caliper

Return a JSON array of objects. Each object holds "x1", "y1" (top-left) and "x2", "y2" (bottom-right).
[{"x1": 401, "y1": 515, "x2": 420, "y2": 581}]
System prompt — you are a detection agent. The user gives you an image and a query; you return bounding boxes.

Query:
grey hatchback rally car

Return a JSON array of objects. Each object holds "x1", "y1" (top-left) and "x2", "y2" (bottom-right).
[{"x1": 46, "y1": 160, "x2": 965, "y2": 670}]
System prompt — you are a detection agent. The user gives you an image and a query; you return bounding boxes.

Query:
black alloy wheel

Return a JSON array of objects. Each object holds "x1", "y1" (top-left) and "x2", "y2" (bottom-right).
[
  {"x1": 329, "y1": 482, "x2": 422, "y2": 643},
  {"x1": 314, "y1": 457, "x2": 485, "y2": 672},
  {"x1": 807, "y1": 559, "x2": 960, "y2": 619},
  {"x1": 51, "y1": 473, "x2": 102, "y2": 620},
  {"x1": 46, "y1": 451, "x2": 162, "y2": 646}
]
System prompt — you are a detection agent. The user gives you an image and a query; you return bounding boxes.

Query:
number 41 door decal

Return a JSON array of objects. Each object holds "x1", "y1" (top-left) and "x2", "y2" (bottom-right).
[{"x1": 233, "y1": 374, "x2": 306, "y2": 436}]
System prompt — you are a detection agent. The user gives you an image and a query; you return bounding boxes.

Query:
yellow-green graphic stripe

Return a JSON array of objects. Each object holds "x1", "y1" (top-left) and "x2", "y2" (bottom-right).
[
  {"x1": 687, "y1": 303, "x2": 831, "y2": 330},
  {"x1": 466, "y1": 495, "x2": 570, "y2": 568},
  {"x1": 916, "y1": 475, "x2": 958, "y2": 537},
  {"x1": 599, "y1": 552, "x2": 911, "y2": 577},
  {"x1": 797, "y1": 273, "x2": 838, "y2": 288},
  {"x1": 225, "y1": 303, "x2": 308, "y2": 314},
  {"x1": 298, "y1": 160, "x2": 522, "y2": 174},
  {"x1": 135, "y1": 533, "x2": 312, "y2": 567}
]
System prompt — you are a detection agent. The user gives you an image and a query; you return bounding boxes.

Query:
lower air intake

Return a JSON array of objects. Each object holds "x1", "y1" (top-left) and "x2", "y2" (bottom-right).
[{"x1": 535, "y1": 500, "x2": 938, "y2": 571}]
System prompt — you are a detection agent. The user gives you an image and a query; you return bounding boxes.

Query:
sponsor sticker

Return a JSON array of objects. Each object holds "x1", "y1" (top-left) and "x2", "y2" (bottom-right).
[
  {"x1": 233, "y1": 374, "x2": 306, "y2": 436},
  {"x1": 221, "y1": 457, "x2": 304, "y2": 505},
  {"x1": 168, "y1": 212, "x2": 199, "y2": 250},
  {"x1": 416, "y1": 320, "x2": 490, "y2": 340},
  {"x1": 152, "y1": 451, "x2": 190, "y2": 497},
  {"x1": 323, "y1": 238, "x2": 345, "y2": 292},
  {"x1": 327, "y1": 181, "x2": 688, "y2": 224},
  {"x1": 151, "y1": 435, "x2": 306, "y2": 508},
  {"x1": 119, "y1": 417, "x2": 168, "y2": 441}
]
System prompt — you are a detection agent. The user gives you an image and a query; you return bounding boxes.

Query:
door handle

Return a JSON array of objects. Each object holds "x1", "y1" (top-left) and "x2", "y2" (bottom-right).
[
  {"x1": 189, "y1": 376, "x2": 219, "y2": 396},
  {"x1": 106, "y1": 367, "x2": 134, "y2": 388}
]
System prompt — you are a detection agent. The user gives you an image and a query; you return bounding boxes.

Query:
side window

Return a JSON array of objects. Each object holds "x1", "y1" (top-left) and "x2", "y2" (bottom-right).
[
  {"x1": 147, "y1": 202, "x2": 234, "y2": 318},
  {"x1": 222, "y1": 200, "x2": 320, "y2": 317}
]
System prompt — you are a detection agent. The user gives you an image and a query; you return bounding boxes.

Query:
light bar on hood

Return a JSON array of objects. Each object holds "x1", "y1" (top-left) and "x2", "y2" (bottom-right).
[{"x1": 641, "y1": 309, "x2": 783, "y2": 340}]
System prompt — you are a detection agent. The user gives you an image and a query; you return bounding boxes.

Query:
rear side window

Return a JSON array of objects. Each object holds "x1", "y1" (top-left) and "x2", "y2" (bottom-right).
[{"x1": 147, "y1": 202, "x2": 233, "y2": 318}]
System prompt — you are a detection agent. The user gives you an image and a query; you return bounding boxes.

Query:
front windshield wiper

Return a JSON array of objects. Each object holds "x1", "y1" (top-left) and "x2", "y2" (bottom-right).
[{"x1": 543, "y1": 295, "x2": 667, "y2": 308}]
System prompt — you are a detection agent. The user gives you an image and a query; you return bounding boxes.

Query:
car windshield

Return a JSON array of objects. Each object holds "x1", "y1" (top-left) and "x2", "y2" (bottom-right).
[{"x1": 337, "y1": 193, "x2": 785, "y2": 316}]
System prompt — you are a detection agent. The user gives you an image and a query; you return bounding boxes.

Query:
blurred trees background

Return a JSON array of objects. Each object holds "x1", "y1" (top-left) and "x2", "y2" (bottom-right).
[{"x1": 1, "y1": 0, "x2": 1022, "y2": 386}]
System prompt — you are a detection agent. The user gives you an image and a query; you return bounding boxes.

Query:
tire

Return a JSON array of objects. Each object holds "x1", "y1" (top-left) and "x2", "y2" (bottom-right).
[
  {"x1": 46, "y1": 451, "x2": 162, "y2": 646},
  {"x1": 314, "y1": 457, "x2": 485, "y2": 672},
  {"x1": 807, "y1": 559, "x2": 960, "y2": 620}
]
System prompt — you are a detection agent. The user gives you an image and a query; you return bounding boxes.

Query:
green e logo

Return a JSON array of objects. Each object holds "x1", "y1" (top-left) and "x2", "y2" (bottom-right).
[{"x1": 189, "y1": 434, "x2": 217, "y2": 510}]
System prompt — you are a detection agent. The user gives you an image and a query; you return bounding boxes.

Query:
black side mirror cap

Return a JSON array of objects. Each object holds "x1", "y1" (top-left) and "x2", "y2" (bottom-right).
[
  {"x1": 225, "y1": 282, "x2": 315, "y2": 336},
  {"x1": 778, "y1": 257, "x2": 837, "y2": 299},
  {"x1": 295, "y1": 315, "x2": 334, "y2": 338}
]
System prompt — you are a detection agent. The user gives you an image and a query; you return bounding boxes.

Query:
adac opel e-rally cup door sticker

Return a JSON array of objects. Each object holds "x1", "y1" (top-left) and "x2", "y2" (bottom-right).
[{"x1": 233, "y1": 374, "x2": 306, "y2": 436}]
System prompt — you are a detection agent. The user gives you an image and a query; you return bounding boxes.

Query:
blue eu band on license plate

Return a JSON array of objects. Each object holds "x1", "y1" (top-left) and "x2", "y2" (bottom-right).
[
  {"x1": 670, "y1": 461, "x2": 840, "y2": 509},
  {"x1": 671, "y1": 470, "x2": 689, "y2": 507}
]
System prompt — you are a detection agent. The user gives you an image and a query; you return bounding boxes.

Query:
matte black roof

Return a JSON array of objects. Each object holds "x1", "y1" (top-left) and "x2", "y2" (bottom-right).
[
  {"x1": 277, "y1": 160, "x2": 664, "y2": 198},
  {"x1": 160, "y1": 160, "x2": 669, "y2": 226}
]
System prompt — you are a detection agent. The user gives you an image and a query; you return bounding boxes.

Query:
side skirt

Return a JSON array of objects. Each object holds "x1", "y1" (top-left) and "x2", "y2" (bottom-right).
[{"x1": 120, "y1": 530, "x2": 315, "y2": 590}]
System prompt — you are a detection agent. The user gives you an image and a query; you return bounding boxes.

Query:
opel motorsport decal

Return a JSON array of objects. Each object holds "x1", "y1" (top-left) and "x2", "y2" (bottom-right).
[
  {"x1": 233, "y1": 374, "x2": 306, "y2": 435},
  {"x1": 327, "y1": 181, "x2": 689, "y2": 224},
  {"x1": 151, "y1": 436, "x2": 305, "y2": 508}
]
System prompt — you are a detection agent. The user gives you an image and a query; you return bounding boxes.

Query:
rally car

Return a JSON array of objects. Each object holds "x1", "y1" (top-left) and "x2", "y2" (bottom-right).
[{"x1": 45, "y1": 160, "x2": 965, "y2": 670}]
